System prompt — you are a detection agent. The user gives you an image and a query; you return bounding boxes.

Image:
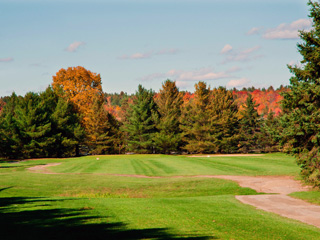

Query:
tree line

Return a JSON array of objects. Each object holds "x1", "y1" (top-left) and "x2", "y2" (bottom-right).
[{"x1": 0, "y1": 70, "x2": 281, "y2": 159}]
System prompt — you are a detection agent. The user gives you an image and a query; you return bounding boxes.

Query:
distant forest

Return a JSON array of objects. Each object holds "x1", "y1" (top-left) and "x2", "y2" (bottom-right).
[{"x1": 104, "y1": 85, "x2": 287, "y2": 122}]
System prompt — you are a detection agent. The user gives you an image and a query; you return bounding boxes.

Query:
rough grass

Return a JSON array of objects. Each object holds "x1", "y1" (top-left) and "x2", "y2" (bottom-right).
[{"x1": 0, "y1": 153, "x2": 320, "y2": 239}]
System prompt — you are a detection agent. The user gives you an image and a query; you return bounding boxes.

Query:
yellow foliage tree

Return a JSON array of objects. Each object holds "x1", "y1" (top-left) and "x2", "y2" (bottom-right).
[{"x1": 52, "y1": 66, "x2": 104, "y2": 142}]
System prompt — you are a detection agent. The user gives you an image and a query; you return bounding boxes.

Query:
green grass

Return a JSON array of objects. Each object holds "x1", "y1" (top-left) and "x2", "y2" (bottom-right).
[
  {"x1": 0, "y1": 153, "x2": 320, "y2": 239},
  {"x1": 40, "y1": 153, "x2": 299, "y2": 176},
  {"x1": 290, "y1": 191, "x2": 320, "y2": 205}
]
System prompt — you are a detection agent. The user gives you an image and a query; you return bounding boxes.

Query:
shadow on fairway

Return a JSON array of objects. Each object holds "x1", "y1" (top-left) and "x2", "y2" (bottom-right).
[{"x1": 0, "y1": 196, "x2": 215, "y2": 240}]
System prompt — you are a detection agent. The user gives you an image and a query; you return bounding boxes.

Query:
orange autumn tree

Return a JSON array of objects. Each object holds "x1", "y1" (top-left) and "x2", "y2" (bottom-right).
[
  {"x1": 52, "y1": 66, "x2": 103, "y2": 118},
  {"x1": 52, "y1": 66, "x2": 121, "y2": 153}
]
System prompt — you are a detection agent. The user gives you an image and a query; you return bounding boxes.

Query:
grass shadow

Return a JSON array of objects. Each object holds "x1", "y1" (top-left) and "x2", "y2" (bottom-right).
[{"x1": 0, "y1": 197, "x2": 215, "y2": 240}]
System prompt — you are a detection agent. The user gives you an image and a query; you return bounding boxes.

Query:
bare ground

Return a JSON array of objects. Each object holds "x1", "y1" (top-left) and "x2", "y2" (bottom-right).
[
  {"x1": 28, "y1": 163, "x2": 61, "y2": 174},
  {"x1": 211, "y1": 175, "x2": 320, "y2": 229},
  {"x1": 28, "y1": 163, "x2": 320, "y2": 229}
]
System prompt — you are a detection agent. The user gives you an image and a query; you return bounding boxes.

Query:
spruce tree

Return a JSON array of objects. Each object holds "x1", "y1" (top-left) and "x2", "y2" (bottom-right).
[
  {"x1": 211, "y1": 87, "x2": 240, "y2": 153},
  {"x1": 154, "y1": 80, "x2": 183, "y2": 153},
  {"x1": 238, "y1": 93, "x2": 260, "y2": 153},
  {"x1": 260, "y1": 111, "x2": 281, "y2": 152},
  {"x1": 42, "y1": 87, "x2": 84, "y2": 157},
  {"x1": 124, "y1": 85, "x2": 159, "y2": 153},
  {"x1": 14, "y1": 92, "x2": 52, "y2": 158},
  {"x1": 87, "y1": 97, "x2": 122, "y2": 155},
  {"x1": 180, "y1": 82, "x2": 215, "y2": 153},
  {"x1": 0, "y1": 93, "x2": 21, "y2": 159},
  {"x1": 281, "y1": 1, "x2": 320, "y2": 186}
]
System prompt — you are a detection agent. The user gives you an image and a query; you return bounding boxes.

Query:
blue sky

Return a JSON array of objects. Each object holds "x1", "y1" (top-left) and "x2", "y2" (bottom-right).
[{"x1": 0, "y1": 0, "x2": 311, "y2": 96}]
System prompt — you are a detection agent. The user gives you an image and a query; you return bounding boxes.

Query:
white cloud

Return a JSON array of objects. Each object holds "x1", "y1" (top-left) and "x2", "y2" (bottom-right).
[
  {"x1": 139, "y1": 67, "x2": 229, "y2": 83},
  {"x1": 221, "y1": 46, "x2": 262, "y2": 64},
  {"x1": 0, "y1": 57, "x2": 13, "y2": 62},
  {"x1": 156, "y1": 48, "x2": 179, "y2": 55},
  {"x1": 167, "y1": 68, "x2": 229, "y2": 82},
  {"x1": 220, "y1": 44, "x2": 233, "y2": 54},
  {"x1": 175, "y1": 81, "x2": 192, "y2": 89},
  {"x1": 226, "y1": 66, "x2": 242, "y2": 73},
  {"x1": 140, "y1": 72, "x2": 166, "y2": 82},
  {"x1": 226, "y1": 78, "x2": 251, "y2": 88},
  {"x1": 65, "y1": 41, "x2": 85, "y2": 52},
  {"x1": 120, "y1": 52, "x2": 152, "y2": 60},
  {"x1": 263, "y1": 19, "x2": 312, "y2": 40},
  {"x1": 120, "y1": 48, "x2": 179, "y2": 60},
  {"x1": 246, "y1": 27, "x2": 262, "y2": 35}
]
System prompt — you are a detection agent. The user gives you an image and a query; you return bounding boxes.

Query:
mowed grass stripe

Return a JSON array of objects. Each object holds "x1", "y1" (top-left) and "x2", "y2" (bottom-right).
[{"x1": 49, "y1": 154, "x2": 299, "y2": 176}]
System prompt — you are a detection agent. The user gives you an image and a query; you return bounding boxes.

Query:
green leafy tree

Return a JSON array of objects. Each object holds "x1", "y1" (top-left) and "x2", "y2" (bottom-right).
[
  {"x1": 154, "y1": 80, "x2": 183, "y2": 153},
  {"x1": 124, "y1": 85, "x2": 159, "y2": 153},
  {"x1": 280, "y1": 1, "x2": 320, "y2": 187},
  {"x1": 238, "y1": 93, "x2": 261, "y2": 153}
]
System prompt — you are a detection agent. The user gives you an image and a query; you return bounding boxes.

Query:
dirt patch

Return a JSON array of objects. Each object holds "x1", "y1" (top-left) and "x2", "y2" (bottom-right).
[
  {"x1": 28, "y1": 163, "x2": 61, "y2": 174},
  {"x1": 188, "y1": 154, "x2": 264, "y2": 157},
  {"x1": 208, "y1": 175, "x2": 310, "y2": 194},
  {"x1": 210, "y1": 175, "x2": 320, "y2": 229},
  {"x1": 236, "y1": 194, "x2": 320, "y2": 228}
]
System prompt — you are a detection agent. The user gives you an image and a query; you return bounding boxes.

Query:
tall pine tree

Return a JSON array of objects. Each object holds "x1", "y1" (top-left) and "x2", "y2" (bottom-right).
[
  {"x1": 281, "y1": 1, "x2": 320, "y2": 187},
  {"x1": 124, "y1": 85, "x2": 159, "y2": 153},
  {"x1": 42, "y1": 87, "x2": 84, "y2": 157},
  {"x1": 0, "y1": 88, "x2": 84, "y2": 159},
  {"x1": 180, "y1": 82, "x2": 215, "y2": 153},
  {"x1": 154, "y1": 80, "x2": 183, "y2": 153},
  {"x1": 211, "y1": 87, "x2": 240, "y2": 153},
  {"x1": 238, "y1": 93, "x2": 261, "y2": 153},
  {"x1": 0, "y1": 93, "x2": 21, "y2": 159},
  {"x1": 87, "y1": 97, "x2": 122, "y2": 155},
  {"x1": 14, "y1": 92, "x2": 52, "y2": 158}
]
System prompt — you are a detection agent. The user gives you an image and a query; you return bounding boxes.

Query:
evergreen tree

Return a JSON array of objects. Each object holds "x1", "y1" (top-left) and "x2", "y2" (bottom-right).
[
  {"x1": 0, "y1": 93, "x2": 21, "y2": 159},
  {"x1": 180, "y1": 82, "x2": 215, "y2": 153},
  {"x1": 42, "y1": 87, "x2": 84, "y2": 157},
  {"x1": 87, "y1": 97, "x2": 122, "y2": 155},
  {"x1": 280, "y1": 1, "x2": 320, "y2": 187},
  {"x1": 14, "y1": 92, "x2": 52, "y2": 158},
  {"x1": 0, "y1": 88, "x2": 84, "y2": 159},
  {"x1": 211, "y1": 87, "x2": 240, "y2": 153},
  {"x1": 124, "y1": 85, "x2": 159, "y2": 153},
  {"x1": 260, "y1": 111, "x2": 281, "y2": 152},
  {"x1": 154, "y1": 80, "x2": 183, "y2": 153},
  {"x1": 238, "y1": 93, "x2": 261, "y2": 153}
]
